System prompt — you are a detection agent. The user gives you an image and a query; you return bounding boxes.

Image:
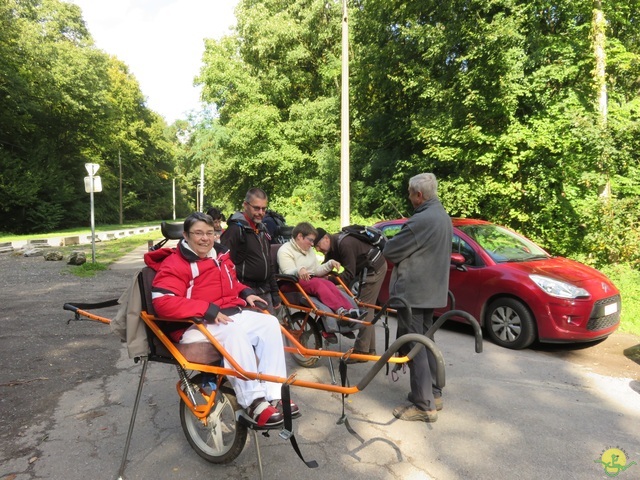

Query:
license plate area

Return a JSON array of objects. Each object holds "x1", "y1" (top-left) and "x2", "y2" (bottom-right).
[{"x1": 604, "y1": 302, "x2": 618, "y2": 316}]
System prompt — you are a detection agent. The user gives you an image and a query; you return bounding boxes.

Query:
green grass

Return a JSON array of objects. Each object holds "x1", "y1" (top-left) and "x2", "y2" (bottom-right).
[
  {"x1": 1, "y1": 221, "x2": 166, "y2": 277},
  {"x1": 71, "y1": 262, "x2": 109, "y2": 277},
  {"x1": 0, "y1": 220, "x2": 167, "y2": 242},
  {"x1": 59, "y1": 232, "x2": 157, "y2": 277},
  {"x1": 90, "y1": 233, "x2": 156, "y2": 263},
  {"x1": 599, "y1": 263, "x2": 640, "y2": 337}
]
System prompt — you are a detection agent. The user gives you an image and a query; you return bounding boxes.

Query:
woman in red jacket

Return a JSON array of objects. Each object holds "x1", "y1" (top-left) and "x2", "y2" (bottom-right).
[{"x1": 145, "y1": 212, "x2": 298, "y2": 427}]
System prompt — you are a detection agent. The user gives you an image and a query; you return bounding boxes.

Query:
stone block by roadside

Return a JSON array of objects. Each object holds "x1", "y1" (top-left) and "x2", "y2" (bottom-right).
[
  {"x1": 68, "y1": 251, "x2": 87, "y2": 265},
  {"x1": 44, "y1": 251, "x2": 64, "y2": 261},
  {"x1": 63, "y1": 236, "x2": 80, "y2": 246},
  {"x1": 28, "y1": 239, "x2": 51, "y2": 248}
]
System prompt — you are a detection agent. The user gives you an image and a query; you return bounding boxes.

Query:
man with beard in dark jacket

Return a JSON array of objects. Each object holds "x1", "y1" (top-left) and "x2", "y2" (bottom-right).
[{"x1": 220, "y1": 188, "x2": 281, "y2": 314}]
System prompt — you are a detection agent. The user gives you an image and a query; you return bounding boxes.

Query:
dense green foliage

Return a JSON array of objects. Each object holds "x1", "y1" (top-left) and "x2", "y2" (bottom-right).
[
  {"x1": 186, "y1": 0, "x2": 640, "y2": 269},
  {"x1": 2, "y1": 0, "x2": 639, "y2": 272},
  {"x1": 191, "y1": 0, "x2": 344, "y2": 217},
  {"x1": 350, "y1": 0, "x2": 640, "y2": 268},
  {"x1": 0, "y1": 0, "x2": 183, "y2": 233}
]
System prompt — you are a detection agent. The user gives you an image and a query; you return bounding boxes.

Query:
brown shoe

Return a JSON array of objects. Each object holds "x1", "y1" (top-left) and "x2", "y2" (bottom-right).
[
  {"x1": 407, "y1": 392, "x2": 443, "y2": 411},
  {"x1": 345, "y1": 350, "x2": 369, "y2": 364},
  {"x1": 393, "y1": 403, "x2": 438, "y2": 423}
]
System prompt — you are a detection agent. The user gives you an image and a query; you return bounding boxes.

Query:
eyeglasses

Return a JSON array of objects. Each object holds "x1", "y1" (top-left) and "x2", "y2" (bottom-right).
[
  {"x1": 248, "y1": 204, "x2": 267, "y2": 212},
  {"x1": 189, "y1": 231, "x2": 216, "y2": 239},
  {"x1": 304, "y1": 236, "x2": 316, "y2": 244}
]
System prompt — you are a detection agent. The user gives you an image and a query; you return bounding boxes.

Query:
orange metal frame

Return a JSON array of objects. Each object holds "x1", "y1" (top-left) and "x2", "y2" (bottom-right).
[
  {"x1": 68, "y1": 273, "x2": 405, "y2": 425},
  {"x1": 276, "y1": 273, "x2": 395, "y2": 341},
  {"x1": 69, "y1": 305, "x2": 412, "y2": 423},
  {"x1": 141, "y1": 309, "x2": 413, "y2": 422}
]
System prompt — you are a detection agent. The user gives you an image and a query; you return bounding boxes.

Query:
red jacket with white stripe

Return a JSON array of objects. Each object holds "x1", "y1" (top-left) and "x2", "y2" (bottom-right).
[{"x1": 144, "y1": 240, "x2": 255, "y2": 325}]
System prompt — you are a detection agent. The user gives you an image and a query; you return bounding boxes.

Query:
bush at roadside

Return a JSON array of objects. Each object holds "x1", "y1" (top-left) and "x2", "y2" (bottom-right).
[{"x1": 600, "y1": 263, "x2": 640, "y2": 336}]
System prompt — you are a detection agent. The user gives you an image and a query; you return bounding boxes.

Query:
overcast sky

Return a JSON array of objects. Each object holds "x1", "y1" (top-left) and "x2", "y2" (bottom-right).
[{"x1": 66, "y1": 0, "x2": 239, "y2": 124}]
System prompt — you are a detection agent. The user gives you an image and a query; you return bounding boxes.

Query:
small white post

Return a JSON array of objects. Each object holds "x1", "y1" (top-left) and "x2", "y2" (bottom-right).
[
  {"x1": 85, "y1": 163, "x2": 100, "y2": 263},
  {"x1": 172, "y1": 178, "x2": 176, "y2": 220}
]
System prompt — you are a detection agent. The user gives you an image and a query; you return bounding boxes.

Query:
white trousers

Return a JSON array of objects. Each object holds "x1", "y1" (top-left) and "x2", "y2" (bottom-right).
[{"x1": 180, "y1": 309, "x2": 286, "y2": 408}]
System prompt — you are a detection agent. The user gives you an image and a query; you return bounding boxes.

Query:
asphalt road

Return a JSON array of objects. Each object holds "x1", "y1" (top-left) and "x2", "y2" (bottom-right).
[{"x1": 1, "y1": 245, "x2": 639, "y2": 480}]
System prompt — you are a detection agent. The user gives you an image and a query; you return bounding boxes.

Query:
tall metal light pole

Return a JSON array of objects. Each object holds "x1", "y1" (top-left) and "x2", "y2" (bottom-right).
[
  {"x1": 118, "y1": 151, "x2": 123, "y2": 225},
  {"x1": 340, "y1": 0, "x2": 350, "y2": 227},
  {"x1": 200, "y1": 163, "x2": 205, "y2": 212}
]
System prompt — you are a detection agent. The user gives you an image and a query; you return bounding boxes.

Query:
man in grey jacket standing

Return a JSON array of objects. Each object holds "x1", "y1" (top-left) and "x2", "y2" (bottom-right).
[{"x1": 383, "y1": 173, "x2": 452, "y2": 422}]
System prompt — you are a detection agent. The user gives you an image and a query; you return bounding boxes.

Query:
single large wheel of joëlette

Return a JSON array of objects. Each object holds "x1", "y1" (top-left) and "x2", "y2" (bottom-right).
[
  {"x1": 179, "y1": 374, "x2": 247, "y2": 464},
  {"x1": 485, "y1": 297, "x2": 537, "y2": 350},
  {"x1": 284, "y1": 311, "x2": 322, "y2": 368}
]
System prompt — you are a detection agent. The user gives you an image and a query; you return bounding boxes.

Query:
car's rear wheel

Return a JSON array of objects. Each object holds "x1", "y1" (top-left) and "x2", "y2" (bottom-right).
[{"x1": 485, "y1": 298, "x2": 536, "y2": 350}]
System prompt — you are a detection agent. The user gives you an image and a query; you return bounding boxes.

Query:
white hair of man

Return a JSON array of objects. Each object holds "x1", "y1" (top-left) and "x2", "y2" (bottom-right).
[{"x1": 409, "y1": 172, "x2": 438, "y2": 200}]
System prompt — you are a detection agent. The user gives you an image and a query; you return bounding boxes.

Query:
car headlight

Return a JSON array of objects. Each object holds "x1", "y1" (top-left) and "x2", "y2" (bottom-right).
[{"x1": 529, "y1": 274, "x2": 590, "y2": 299}]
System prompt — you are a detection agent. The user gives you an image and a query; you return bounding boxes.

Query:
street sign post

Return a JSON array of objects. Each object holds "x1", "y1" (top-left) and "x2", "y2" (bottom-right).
[{"x1": 85, "y1": 163, "x2": 100, "y2": 263}]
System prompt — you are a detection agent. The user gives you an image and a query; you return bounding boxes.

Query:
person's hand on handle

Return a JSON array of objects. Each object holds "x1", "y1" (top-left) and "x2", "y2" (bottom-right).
[{"x1": 247, "y1": 295, "x2": 268, "y2": 310}]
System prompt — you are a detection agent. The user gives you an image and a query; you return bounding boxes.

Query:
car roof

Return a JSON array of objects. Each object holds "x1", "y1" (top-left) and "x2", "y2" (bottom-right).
[
  {"x1": 375, "y1": 217, "x2": 492, "y2": 228},
  {"x1": 451, "y1": 218, "x2": 491, "y2": 227}
]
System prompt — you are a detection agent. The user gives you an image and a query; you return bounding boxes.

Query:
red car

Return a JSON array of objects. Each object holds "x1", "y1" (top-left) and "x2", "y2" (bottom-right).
[{"x1": 375, "y1": 218, "x2": 621, "y2": 349}]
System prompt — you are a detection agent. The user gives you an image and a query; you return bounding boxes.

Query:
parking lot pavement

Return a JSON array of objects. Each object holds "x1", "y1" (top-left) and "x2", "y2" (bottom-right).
[
  {"x1": 3, "y1": 243, "x2": 636, "y2": 479},
  {"x1": 9, "y1": 309, "x2": 639, "y2": 480}
]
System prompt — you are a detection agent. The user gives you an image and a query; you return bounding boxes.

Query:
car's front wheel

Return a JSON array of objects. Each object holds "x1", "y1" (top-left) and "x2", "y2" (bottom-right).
[{"x1": 485, "y1": 298, "x2": 536, "y2": 350}]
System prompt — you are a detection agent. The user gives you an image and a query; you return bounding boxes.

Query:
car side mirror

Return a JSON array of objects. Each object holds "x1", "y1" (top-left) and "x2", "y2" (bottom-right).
[{"x1": 451, "y1": 253, "x2": 467, "y2": 272}]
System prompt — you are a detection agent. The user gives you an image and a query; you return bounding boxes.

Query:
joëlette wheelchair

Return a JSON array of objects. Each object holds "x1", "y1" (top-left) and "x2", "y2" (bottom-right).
[
  {"x1": 62, "y1": 222, "x2": 483, "y2": 480},
  {"x1": 271, "y1": 245, "x2": 484, "y2": 383},
  {"x1": 270, "y1": 244, "x2": 397, "y2": 380}
]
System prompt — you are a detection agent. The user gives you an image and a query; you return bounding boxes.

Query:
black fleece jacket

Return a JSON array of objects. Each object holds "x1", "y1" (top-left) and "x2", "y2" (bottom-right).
[{"x1": 220, "y1": 212, "x2": 281, "y2": 307}]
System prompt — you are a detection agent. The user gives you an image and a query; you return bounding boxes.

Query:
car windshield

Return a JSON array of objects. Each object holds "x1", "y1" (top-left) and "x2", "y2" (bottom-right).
[{"x1": 457, "y1": 224, "x2": 549, "y2": 263}]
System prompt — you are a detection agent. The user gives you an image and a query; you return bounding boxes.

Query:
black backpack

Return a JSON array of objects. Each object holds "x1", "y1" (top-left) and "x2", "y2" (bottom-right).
[
  {"x1": 264, "y1": 209, "x2": 293, "y2": 244},
  {"x1": 339, "y1": 224, "x2": 387, "y2": 250},
  {"x1": 337, "y1": 225, "x2": 387, "y2": 290}
]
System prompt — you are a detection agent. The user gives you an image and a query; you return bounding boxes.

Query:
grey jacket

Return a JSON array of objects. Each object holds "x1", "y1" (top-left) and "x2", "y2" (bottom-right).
[{"x1": 383, "y1": 198, "x2": 452, "y2": 308}]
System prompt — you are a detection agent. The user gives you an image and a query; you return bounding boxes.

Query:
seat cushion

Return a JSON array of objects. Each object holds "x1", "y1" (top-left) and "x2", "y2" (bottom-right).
[
  {"x1": 176, "y1": 342, "x2": 222, "y2": 365},
  {"x1": 152, "y1": 337, "x2": 221, "y2": 365}
]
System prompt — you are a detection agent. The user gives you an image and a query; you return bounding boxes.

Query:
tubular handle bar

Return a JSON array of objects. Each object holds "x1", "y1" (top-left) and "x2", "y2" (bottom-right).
[
  {"x1": 356, "y1": 333, "x2": 445, "y2": 390},
  {"x1": 354, "y1": 295, "x2": 445, "y2": 389},
  {"x1": 431, "y1": 290, "x2": 483, "y2": 353},
  {"x1": 427, "y1": 310, "x2": 483, "y2": 353},
  {"x1": 382, "y1": 294, "x2": 483, "y2": 354},
  {"x1": 63, "y1": 302, "x2": 114, "y2": 325}
]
